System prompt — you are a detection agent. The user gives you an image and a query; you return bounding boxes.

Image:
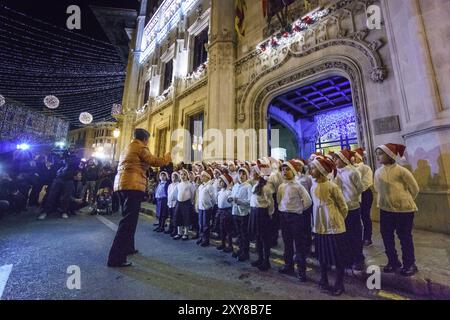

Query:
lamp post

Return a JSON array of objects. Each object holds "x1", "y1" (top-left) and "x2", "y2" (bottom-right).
[{"x1": 112, "y1": 128, "x2": 120, "y2": 162}]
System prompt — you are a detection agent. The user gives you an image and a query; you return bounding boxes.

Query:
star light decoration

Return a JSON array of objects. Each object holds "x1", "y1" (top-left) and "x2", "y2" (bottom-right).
[
  {"x1": 256, "y1": 7, "x2": 330, "y2": 53},
  {"x1": 0, "y1": 95, "x2": 5, "y2": 107},
  {"x1": 43, "y1": 95, "x2": 60, "y2": 109},
  {"x1": 79, "y1": 112, "x2": 93, "y2": 125}
]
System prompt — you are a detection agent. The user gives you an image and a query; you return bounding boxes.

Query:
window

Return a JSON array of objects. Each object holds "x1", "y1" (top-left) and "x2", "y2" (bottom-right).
[
  {"x1": 144, "y1": 80, "x2": 150, "y2": 104},
  {"x1": 188, "y1": 112, "x2": 204, "y2": 162},
  {"x1": 162, "y1": 60, "x2": 173, "y2": 91},
  {"x1": 193, "y1": 28, "x2": 209, "y2": 71},
  {"x1": 155, "y1": 127, "x2": 168, "y2": 157}
]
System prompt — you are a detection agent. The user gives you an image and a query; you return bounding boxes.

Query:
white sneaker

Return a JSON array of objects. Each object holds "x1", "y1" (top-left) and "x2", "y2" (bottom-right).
[
  {"x1": 37, "y1": 213, "x2": 47, "y2": 220},
  {"x1": 62, "y1": 213, "x2": 69, "y2": 219}
]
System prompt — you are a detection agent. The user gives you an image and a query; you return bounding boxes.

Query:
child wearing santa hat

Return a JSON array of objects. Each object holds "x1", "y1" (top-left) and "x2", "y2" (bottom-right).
[
  {"x1": 352, "y1": 147, "x2": 374, "y2": 247},
  {"x1": 154, "y1": 171, "x2": 170, "y2": 232},
  {"x1": 249, "y1": 163, "x2": 275, "y2": 271},
  {"x1": 217, "y1": 172, "x2": 234, "y2": 253},
  {"x1": 166, "y1": 172, "x2": 180, "y2": 236},
  {"x1": 309, "y1": 157, "x2": 351, "y2": 296},
  {"x1": 197, "y1": 169, "x2": 216, "y2": 247},
  {"x1": 375, "y1": 144, "x2": 420, "y2": 276},
  {"x1": 173, "y1": 169, "x2": 196, "y2": 241},
  {"x1": 211, "y1": 168, "x2": 223, "y2": 237},
  {"x1": 229, "y1": 167, "x2": 253, "y2": 261},
  {"x1": 293, "y1": 158, "x2": 314, "y2": 255},
  {"x1": 277, "y1": 160, "x2": 313, "y2": 282},
  {"x1": 191, "y1": 175, "x2": 202, "y2": 239},
  {"x1": 332, "y1": 149, "x2": 365, "y2": 271}
]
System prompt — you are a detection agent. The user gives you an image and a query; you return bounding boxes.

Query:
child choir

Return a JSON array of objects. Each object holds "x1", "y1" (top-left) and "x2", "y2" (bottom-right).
[{"x1": 151, "y1": 143, "x2": 420, "y2": 296}]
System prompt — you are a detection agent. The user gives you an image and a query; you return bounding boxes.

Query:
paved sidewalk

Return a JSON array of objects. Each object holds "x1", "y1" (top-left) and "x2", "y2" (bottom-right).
[{"x1": 140, "y1": 202, "x2": 450, "y2": 299}]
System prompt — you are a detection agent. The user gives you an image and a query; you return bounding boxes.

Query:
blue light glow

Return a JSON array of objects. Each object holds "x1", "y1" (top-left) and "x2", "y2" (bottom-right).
[{"x1": 17, "y1": 143, "x2": 30, "y2": 150}]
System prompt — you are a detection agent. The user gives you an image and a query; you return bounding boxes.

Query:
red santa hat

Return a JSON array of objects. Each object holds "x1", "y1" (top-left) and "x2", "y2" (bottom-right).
[
  {"x1": 335, "y1": 149, "x2": 355, "y2": 166},
  {"x1": 311, "y1": 158, "x2": 336, "y2": 177},
  {"x1": 201, "y1": 168, "x2": 214, "y2": 180},
  {"x1": 159, "y1": 171, "x2": 169, "y2": 179},
  {"x1": 309, "y1": 152, "x2": 324, "y2": 161},
  {"x1": 283, "y1": 160, "x2": 302, "y2": 175},
  {"x1": 377, "y1": 143, "x2": 406, "y2": 160},
  {"x1": 213, "y1": 167, "x2": 222, "y2": 176},
  {"x1": 253, "y1": 163, "x2": 272, "y2": 177},
  {"x1": 238, "y1": 166, "x2": 250, "y2": 179},
  {"x1": 353, "y1": 147, "x2": 366, "y2": 161},
  {"x1": 293, "y1": 158, "x2": 307, "y2": 167},
  {"x1": 219, "y1": 172, "x2": 233, "y2": 188},
  {"x1": 194, "y1": 162, "x2": 205, "y2": 171},
  {"x1": 179, "y1": 168, "x2": 189, "y2": 177},
  {"x1": 171, "y1": 171, "x2": 180, "y2": 179}
]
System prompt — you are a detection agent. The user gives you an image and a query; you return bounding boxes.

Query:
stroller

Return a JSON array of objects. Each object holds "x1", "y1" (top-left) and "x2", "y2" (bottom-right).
[{"x1": 92, "y1": 177, "x2": 113, "y2": 215}]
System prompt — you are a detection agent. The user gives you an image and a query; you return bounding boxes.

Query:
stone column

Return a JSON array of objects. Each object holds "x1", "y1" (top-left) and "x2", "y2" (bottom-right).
[
  {"x1": 382, "y1": 0, "x2": 450, "y2": 233},
  {"x1": 205, "y1": 0, "x2": 236, "y2": 161},
  {"x1": 118, "y1": 0, "x2": 148, "y2": 152}
]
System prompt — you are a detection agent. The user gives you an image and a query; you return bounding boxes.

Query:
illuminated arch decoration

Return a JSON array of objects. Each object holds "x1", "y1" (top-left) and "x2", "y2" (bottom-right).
[{"x1": 0, "y1": 95, "x2": 5, "y2": 107}]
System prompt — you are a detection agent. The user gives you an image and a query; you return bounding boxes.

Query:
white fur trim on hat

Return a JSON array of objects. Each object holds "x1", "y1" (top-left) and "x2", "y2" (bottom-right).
[
  {"x1": 336, "y1": 151, "x2": 351, "y2": 166},
  {"x1": 312, "y1": 159, "x2": 328, "y2": 178},
  {"x1": 219, "y1": 175, "x2": 232, "y2": 188},
  {"x1": 201, "y1": 170, "x2": 212, "y2": 179},
  {"x1": 238, "y1": 167, "x2": 249, "y2": 181},
  {"x1": 377, "y1": 145, "x2": 397, "y2": 160},
  {"x1": 284, "y1": 161, "x2": 298, "y2": 176}
]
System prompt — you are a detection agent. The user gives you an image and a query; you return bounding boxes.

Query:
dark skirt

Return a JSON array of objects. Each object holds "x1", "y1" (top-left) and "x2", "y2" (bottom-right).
[
  {"x1": 248, "y1": 207, "x2": 271, "y2": 242},
  {"x1": 314, "y1": 233, "x2": 353, "y2": 268},
  {"x1": 174, "y1": 200, "x2": 192, "y2": 227}
]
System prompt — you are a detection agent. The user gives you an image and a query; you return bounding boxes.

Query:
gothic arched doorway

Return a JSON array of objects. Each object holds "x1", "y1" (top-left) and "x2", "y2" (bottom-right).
[{"x1": 267, "y1": 75, "x2": 358, "y2": 160}]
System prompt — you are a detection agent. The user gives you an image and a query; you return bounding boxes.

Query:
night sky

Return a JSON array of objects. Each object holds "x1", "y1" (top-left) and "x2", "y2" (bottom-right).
[
  {"x1": 0, "y1": 0, "x2": 140, "y2": 127},
  {"x1": 0, "y1": 0, "x2": 139, "y2": 41}
]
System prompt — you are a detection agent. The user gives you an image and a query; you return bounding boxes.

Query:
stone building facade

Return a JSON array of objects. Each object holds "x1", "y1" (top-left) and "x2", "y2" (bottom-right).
[{"x1": 116, "y1": 0, "x2": 450, "y2": 234}]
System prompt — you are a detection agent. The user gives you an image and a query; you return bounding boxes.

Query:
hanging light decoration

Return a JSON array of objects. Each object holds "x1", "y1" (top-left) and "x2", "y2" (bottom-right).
[
  {"x1": 43, "y1": 95, "x2": 60, "y2": 109},
  {"x1": 79, "y1": 112, "x2": 93, "y2": 124},
  {"x1": 0, "y1": 95, "x2": 5, "y2": 107}
]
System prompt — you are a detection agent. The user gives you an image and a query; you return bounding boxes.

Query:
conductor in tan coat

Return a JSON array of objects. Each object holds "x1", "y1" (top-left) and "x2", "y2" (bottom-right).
[{"x1": 108, "y1": 128, "x2": 171, "y2": 267}]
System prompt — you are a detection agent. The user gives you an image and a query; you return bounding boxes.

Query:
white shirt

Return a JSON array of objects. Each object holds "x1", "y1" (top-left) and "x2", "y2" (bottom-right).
[
  {"x1": 374, "y1": 163, "x2": 419, "y2": 213},
  {"x1": 167, "y1": 182, "x2": 179, "y2": 208},
  {"x1": 268, "y1": 171, "x2": 283, "y2": 192},
  {"x1": 230, "y1": 181, "x2": 252, "y2": 216},
  {"x1": 250, "y1": 183, "x2": 274, "y2": 209},
  {"x1": 277, "y1": 180, "x2": 312, "y2": 214},
  {"x1": 334, "y1": 165, "x2": 364, "y2": 210},
  {"x1": 198, "y1": 182, "x2": 216, "y2": 210},
  {"x1": 354, "y1": 163, "x2": 374, "y2": 192},
  {"x1": 217, "y1": 189, "x2": 232, "y2": 209},
  {"x1": 311, "y1": 180, "x2": 348, "y2": 234},
  {"x1": 230, "y1": 171, "x2": 239, "y2": 184},
  {"x1": 176, "y1": 180, "x2": 195, "y2": 203}
]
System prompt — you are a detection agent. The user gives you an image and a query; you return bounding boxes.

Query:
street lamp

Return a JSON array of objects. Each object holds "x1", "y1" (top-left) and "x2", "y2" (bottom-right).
[{"x1": 112, "y1": 128, "x2": 120, "y2": 162}]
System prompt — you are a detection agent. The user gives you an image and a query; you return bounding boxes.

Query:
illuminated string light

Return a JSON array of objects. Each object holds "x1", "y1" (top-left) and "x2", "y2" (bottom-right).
[{"x1": 0, "y1": 4, "x2": 125, "y2": 126}]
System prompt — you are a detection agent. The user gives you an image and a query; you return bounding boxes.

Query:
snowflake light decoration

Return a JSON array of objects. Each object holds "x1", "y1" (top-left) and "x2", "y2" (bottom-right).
[
  {"x1": 315, "y1": 107, "x2": 356, "y2": 139},
  {"x1": 44, "y1": 95, "x2": 60, "y2": 109},
  {"x1": 0, "y1": 95, "x2": 5, "y2": 107},
  {"x1": 79, "y1": 112, "x2": 93, "y2": 124}
]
